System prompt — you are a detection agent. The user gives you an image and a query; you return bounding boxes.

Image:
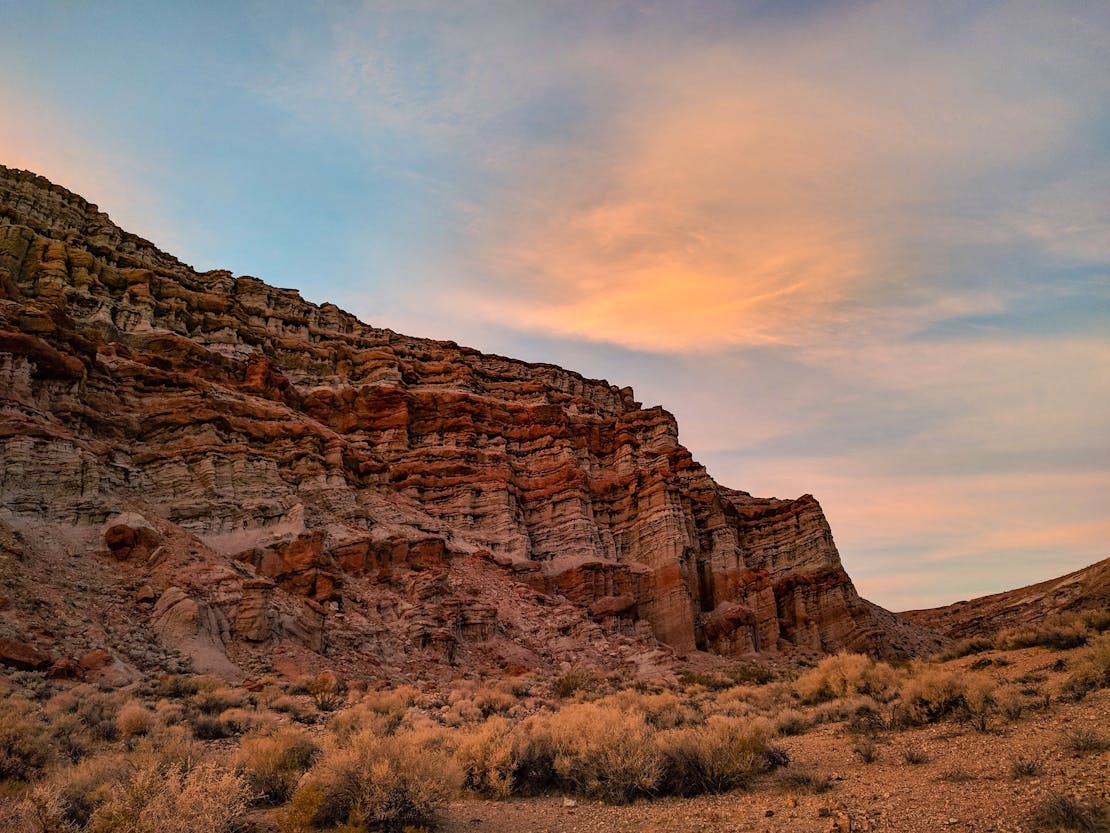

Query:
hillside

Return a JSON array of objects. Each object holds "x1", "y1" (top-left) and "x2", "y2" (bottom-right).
[{"x1": 903, "y1": 557, "x2": 1110, "y2": 639}]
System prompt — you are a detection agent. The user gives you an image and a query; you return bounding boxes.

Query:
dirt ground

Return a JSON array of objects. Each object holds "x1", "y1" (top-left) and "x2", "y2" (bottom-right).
[{"x1": 437, "y1": 650, "x2": 1110, "y2": 833}]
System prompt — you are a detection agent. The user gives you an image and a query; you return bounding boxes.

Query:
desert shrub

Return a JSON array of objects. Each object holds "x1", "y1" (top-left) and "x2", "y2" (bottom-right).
[
  {"x1": 116, "y1": 702, "x2": 155, "y2": 738},
  {"x1": 851, "y1": 737, "x2": 877, "y2": 764},
  {"x1": 23, "y1": 753, "x2": 132, "y2": 830},
  {"x1": 49, "y1": 713, "x2": 92, "y2": 763},
  {"x1": 283, "y1": 728, "x2": 458, "y2": 832},
  {"x1": 724, "y1": 661, "x2": 776, "y2": 686},
  {"x1": 1078, "y1": 609, "x2": 1110, "y2": 634},
  {"x1": 764, "y1": 743, "x2": 791, "y2": 769},
  {"x1": 472, "y1": 688, "x2": 516, "y2": 718},
  {"x1": 678, "y1": 670, "x2": 734, "y2": 691},
  {"x1": 192, "y1": 685, "x2": 247, "y2": 716},
  {"x1": 999, "y1": 621, "x2": 1083, "y2": 657},
  {"x1": 218, "y1": 706, "x2": 276, "y2": 735},
  {"x1": 88, "y1": 760, "x2": 248, "y2": 833},
  {"x1": 937, "y1": 637, "x2": 993, "y2": 660},
  {"x1": 1061, "y1": 634, "x2": 1110, "y2": 699},
  {"x1": 134, "y1": 725, "x2": 204, "y2": 774},
  {"x1": 902, "y1": 746, "x2": 929, "y2": 765},
  {"x1": 606, "y1": 690, "x2": 699, "y2": 730},
  {"x1": 715, "y1": 679, "x2": 792, "y2": 711},
  {"x1": 962, "y1": 675, "x2": 997, "y2": 732},
  {"x1": 269, "y1": 694, "x2": 313, "y2": 722},
  {"x1": 994, "y1": 684, "x2": 1028, "y2": 721},
  {"x1": 308, "y1": 672, "x2": 344, "y2": 712},
  {"x1": 159, "y1": 675, "x2": 200, "y2": 699},
  {"x1": 9, "y1": 670, "x2": 55, "y2": 701},
  {"x1": 191, "y1": 714, "x2": 230, "y2": 740},
  {"x1": 235, "y1": 728, "x2": 320, "y2": 804},
  {"x1": 793, "y1": 653, "x2": 898, "y2": 704},
  {"x1": 656, "y1": 716, "x2": 775, "y2": 797},
  {"x1": 455, "y1": 716, "x2": 516, "y2": 797},
  {"x1": 153, "y1": 700, "x2": 186, "y2": 726},
  {"x1": 899, "y1": 667, "x2": 977, "y2": 725},
  {"x1": 775, "y1": 770, "x2": 833, "y2": 793},
  {"x1": 60, "y1": 686, "x2": 122, "y2": 742},
  {"x1": 774, "y1": 709, "x2": 810, "y2": 736},
  {"x1": 1063, "y1": 727, "x2": 1110, "y2": 754},
  {"x1": 811, "y1": 695, "x2": 885, "y2": 727},
  {"x1": 443, "y1": 685, "x2": 518, "y2": 726},
  {"x1": 0, "y1": 696, "x2": 53, "y2": 780},
  {"x1": 1011, "y1": 755, "x2": 1044, "y2": 777},
  {"x1": 551, "y1": 666, "x2": 601, "y2": 699},
  {"x1": 543, "y1": 702, "x2": 661, "y2": 802},
  {"x1": 1027, "y1": 793, "x2": 1109, "y2": 832},
  {"x1": 327, "y1": 687, "x2": 422, "y2": 742}
]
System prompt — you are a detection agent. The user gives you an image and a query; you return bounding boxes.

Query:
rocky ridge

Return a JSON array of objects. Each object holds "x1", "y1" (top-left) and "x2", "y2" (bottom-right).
[{"x1": 0, "y1": 164, "x2": 940, "y2": 683}]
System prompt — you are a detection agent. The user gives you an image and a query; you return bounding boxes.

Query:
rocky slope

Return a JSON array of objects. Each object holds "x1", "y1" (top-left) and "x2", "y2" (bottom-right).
[
  {"x1": 902, "y1": 557, "x2": 1110, "y2": 638},
  {"x1": 0, "y1": 164, "x2": 940, "y2": 683}
]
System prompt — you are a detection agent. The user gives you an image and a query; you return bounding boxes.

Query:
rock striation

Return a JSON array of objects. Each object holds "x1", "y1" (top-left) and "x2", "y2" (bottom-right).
[{"x1": 0, "y1": 164, "x2": 940, "y2": 682}]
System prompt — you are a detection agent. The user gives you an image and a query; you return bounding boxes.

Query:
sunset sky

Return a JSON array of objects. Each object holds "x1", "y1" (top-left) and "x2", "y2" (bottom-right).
[{"x1": 1, "y1": 1, "x2": 1107, "y2": 609}]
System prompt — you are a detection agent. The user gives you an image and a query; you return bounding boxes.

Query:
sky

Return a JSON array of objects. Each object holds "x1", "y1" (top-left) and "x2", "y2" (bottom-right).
[{"x1": 1, "y1": 1, "x2": 1107, "y2": 609}]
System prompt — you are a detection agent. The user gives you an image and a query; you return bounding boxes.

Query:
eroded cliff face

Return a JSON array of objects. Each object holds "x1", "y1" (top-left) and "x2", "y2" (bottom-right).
[{"x1": 0, "y1": 165, "x2": 939, "y2": 682}]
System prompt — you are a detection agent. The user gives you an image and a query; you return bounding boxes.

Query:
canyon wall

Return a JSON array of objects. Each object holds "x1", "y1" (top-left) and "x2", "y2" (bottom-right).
[{"x1": 0, "y1": 165, "x2": 939, "y2": 681}]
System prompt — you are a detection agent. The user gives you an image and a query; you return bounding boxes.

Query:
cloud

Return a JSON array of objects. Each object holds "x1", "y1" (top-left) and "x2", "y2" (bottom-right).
[{"x1": 337, "y1": 2, "x2": 1110, "y2": 352}]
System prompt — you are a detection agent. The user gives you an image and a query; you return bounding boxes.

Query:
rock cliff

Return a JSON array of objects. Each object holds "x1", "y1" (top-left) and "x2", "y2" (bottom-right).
[{"x1": 0, "y1": 164, "x2": 940, "y2": 682}]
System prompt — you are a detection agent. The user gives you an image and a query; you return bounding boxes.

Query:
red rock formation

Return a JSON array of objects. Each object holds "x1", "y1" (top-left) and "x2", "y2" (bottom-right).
[{"x1": 0, "y1": 164, "x2": 941, "y2": 681}]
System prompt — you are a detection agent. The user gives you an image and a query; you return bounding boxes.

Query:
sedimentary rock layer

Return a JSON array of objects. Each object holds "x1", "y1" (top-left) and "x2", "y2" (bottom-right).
[{"x1": 0, "y1": 164, "x2": 939, "y2": 680}]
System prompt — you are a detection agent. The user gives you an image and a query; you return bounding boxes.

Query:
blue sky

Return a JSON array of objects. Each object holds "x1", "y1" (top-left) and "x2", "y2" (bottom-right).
[{"x1": 2, "y1": 1, "x2": 1107, "y2": 608}]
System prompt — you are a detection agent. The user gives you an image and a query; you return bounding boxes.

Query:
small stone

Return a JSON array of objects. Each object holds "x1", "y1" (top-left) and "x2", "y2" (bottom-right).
[
  {"x1": 562, "y1": 797, "x2": 577, "y2": 808},
  {"x1": 135, "y1": 584, "x2": 157, "y2": 603}
]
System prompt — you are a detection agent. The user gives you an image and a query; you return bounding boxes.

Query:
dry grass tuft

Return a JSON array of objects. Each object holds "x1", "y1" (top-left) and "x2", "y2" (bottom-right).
[{"x1": 1028, "y1": 793, "x2": 1109, "y2": 832}]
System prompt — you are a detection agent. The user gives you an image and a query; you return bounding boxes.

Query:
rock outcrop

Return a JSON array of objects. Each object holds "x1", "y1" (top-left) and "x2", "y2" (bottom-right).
[{"x1": 0, "y1": 164, "x2": 941, "y2": 682}]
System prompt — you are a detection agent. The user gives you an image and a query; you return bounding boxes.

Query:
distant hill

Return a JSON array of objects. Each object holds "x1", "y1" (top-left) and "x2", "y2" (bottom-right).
[{"x1": 900, "y1": 557, "x2": 1110, "y2": 638}]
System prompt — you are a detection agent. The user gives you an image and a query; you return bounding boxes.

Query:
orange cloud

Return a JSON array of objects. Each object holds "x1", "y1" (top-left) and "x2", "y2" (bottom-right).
[{"x1": 384, "y1": 4, "x2": 1110, "y2": 353}]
